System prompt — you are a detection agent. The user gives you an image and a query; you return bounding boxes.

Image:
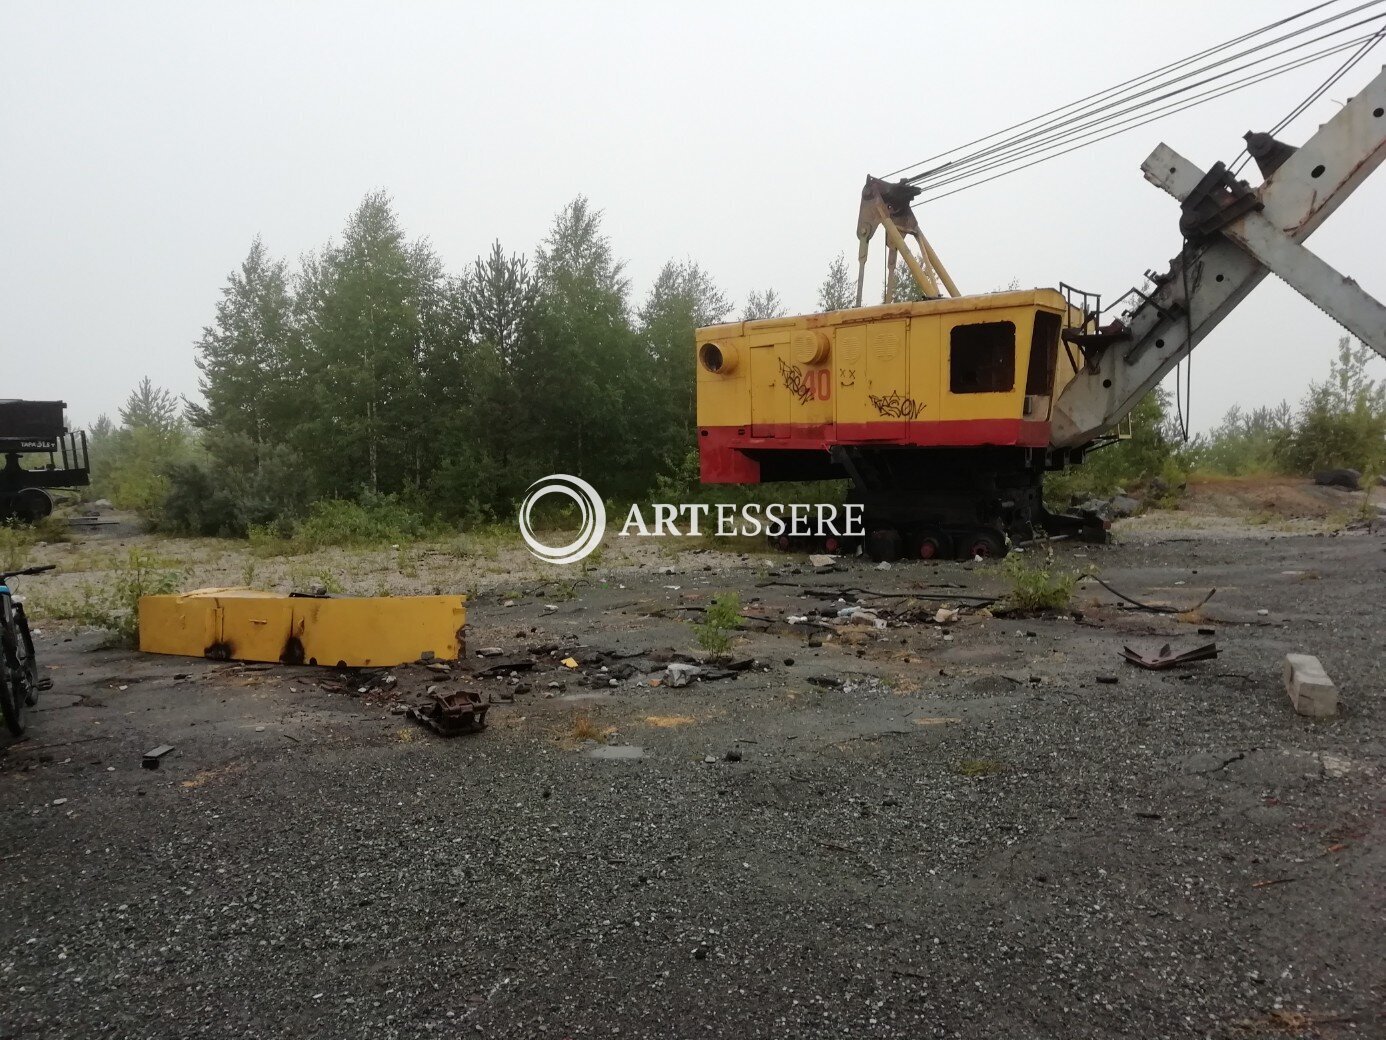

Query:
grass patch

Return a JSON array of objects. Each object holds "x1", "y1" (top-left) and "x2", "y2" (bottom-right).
[
  {"x1": 693, "y1": 591, "x2": 741, "y2": 653},
  {"x1": 249, "y1": 495, "x2": 442, "y2": 556},
  {"x1": 0, "y1": 516, "x2": 73, "y2": 570},
  {"x1": 998, "y1": 550, "x2": 1084, "y2": 614},
  {"x1": 569, "y1": 715, "x2": 605, "y2": 742},
  {"x1": 37, "y1": 547, "x2": 184, "y2": 646}
]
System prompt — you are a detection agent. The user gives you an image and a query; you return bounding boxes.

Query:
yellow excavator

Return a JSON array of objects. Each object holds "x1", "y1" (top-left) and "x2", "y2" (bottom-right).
[{"x1": 695, "y1": 64, "x2": 1386, "y2": 561}]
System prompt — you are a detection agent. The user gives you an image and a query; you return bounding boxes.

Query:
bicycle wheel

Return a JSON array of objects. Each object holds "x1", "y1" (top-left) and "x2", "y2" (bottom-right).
[
  {"x1": 0, "y1": 629, "x2": 25, "y2": 736},
  {"x1": 15, "y1": 604, "x2": 38, "y2": 706}
]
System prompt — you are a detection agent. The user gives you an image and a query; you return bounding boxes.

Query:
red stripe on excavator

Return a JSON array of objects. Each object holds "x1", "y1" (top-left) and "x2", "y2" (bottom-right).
[
  {"x1": 697, "y1": 419, "x2": 1051, "y2": 483},
  {"x1": 701, "y1": 419, "x2": 1050, "y2": 448}
]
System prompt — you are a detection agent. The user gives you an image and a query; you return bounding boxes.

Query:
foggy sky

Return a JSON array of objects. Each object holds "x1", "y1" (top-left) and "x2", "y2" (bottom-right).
[{"x1": 2, "y1": 0, "x2": 1382, "y2": 435}]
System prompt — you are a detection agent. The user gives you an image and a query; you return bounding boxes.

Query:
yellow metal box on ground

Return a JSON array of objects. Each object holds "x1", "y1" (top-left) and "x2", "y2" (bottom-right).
[{"x1": 138, "y1": 588, "x2": 466, "y2": 667}]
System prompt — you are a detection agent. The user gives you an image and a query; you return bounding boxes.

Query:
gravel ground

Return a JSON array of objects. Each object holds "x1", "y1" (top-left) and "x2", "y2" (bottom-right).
[{"x1": 1, "y1": 519, "x2": 1382, "y2": 1039}]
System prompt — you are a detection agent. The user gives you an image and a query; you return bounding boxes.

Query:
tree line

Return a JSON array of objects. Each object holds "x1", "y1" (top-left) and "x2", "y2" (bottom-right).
[
  {"x1": 91, "y1": 192, "x2": 859, "y2": 536},
  {"x1": 89, "y1": 192, "x2": 1384, "y2": 536}
]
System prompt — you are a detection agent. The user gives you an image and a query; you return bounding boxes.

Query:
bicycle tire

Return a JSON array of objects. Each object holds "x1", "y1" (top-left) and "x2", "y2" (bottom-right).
[
  {"x1": 15, "y1": 604, "x2": 38, "y2": 706},
  {"x1": 0, "y1": 629, "x2": 25, "y2": 736}
]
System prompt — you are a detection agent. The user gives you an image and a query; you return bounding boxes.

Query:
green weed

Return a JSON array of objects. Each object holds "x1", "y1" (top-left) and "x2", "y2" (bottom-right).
[
  {"x1": 693, "y1": 591, "x2": 741, "y2": 653},
  {"x1": 38, "y1": 548, "x2": 183, "y2": 646},
  {"x1": 999, "y1": 550, "x2": 1084, "y2": 614}
]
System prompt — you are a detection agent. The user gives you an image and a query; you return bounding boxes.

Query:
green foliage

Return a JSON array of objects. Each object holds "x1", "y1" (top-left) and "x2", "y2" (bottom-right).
[
  {"x1": 1045, "y1": 388, "x2": 1191, "y2": 507},
  {"x1": 161, "y1": 431, "x2": 310, "y2": 537},
  {"x1": 90, "y1": 381, "x2": 194, "y2": 518},
  {"x1": 817, "y1": 253, "x2": 856, "y2": 312},
  {"x1": 694, "y1": 591, "x2": 741, "y2": 653},
  {"x1": 119, "y1": 377, "x2": 182, "y2": 432},
  {"x1": 741, "y1": 288, "x2": 786, "y2": 321},
  {"x1": 0, "y1": 524, "x2": 33, "y2": 571},
  {"x1": 41, "y1": 548, "x2": 182, "y2": 646},
  {"x1": 1275, "y1": 337, "x2": 1386, "y2": 474},
  {"x1": 1196, "y1": 402, "x2": 1293, "y2": 476},
  {"x1": 890, "y1": 261, "x2": 931, "y2": 303},
  {"x1": 248, "y1": 493, "x2": 439, "y2": 555},
  {"x1": 999, "y1": 549, "x2": 1083, "y2": 613},
  {"x1": 0, "y1": 517, "x2": 69, "y2": 571},
  {"x1": 1194, "y1": 338, "x2": 1385, "y2": 478}
]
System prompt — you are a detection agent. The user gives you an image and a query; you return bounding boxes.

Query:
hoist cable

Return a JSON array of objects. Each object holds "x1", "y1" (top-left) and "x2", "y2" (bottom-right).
[
  {"x1": 910, "y1": 35, "x2": 1374, "y2": 205},
  {"x1": 907, "y1": 12, "x2": 1386, "y2": 193},
  {"x1": 881, "y1": 0, "x2": 1358, "y2": 181},
  {"x1": 912, "y1": 32, "x2": 1374, "y2": 199}
]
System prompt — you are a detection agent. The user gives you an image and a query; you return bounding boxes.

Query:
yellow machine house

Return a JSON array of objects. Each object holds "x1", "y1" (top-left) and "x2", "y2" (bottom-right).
[{"x1": 697, "y1": 289, "x2": 1083, "y2": 560}]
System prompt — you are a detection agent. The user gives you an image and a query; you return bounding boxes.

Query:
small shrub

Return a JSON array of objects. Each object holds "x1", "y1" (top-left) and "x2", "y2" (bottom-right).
[
  {"x1": 285, "y1": 563, "x2": 343, "y2": 594},
  {"x1": 694, "y1": 591, "x2": 741, "y2": 653},
  {"x1": 999, "y1": 550, "x2": 1083, "y2": 613},
  {"x1": 570, "y1": 715, "x2": 604, "y2": 742},
  {"x1": 40, "y1": 548, "x2": 183, "y2": 646},
  {"x1": 0, "y1": 523, "x2": 34, "y2": 571},
  {"x1": 250, "y1": 494, "x2": 439, "y2": 556}
]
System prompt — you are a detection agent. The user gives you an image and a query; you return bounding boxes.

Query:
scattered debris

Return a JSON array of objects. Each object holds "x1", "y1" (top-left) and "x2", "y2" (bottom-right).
[
  {"x1": 141, "y1": 743, "x2": 176, "y2": 770},
  {"x1": 1284, "y1": 653, "x2": 1338, "y2": 718},
  {"x1": 808, "y1": 554, "x2": 836, "y2": 570},
  {"x1": 407, "y1": 689, "x2": 489, "y2": 736},
  {"x1": 1095, "y1": 675, "x2": 1119, "y2": 685},
  {"x1": 1249, "y1": 877, "x2": 1299, "y2": 889},
  {"x1": 471, "y1": 657, "x2": 534, "y2": 677},
  {"x1": 475, "y1": 647, "x2": 504, "y2": 657},
  {"x1": 933, "y1": 607, "x2": 960, "y2": 624},
  {"x1": 1120, "y1": 641, "x2": 1218, "y2": 670},
  {"x1": 561, "y1": 657, "x2": 579, "y2": 669},
  {"x1": 666, "y1": 662, "x2": 701, "y2": 687},
  {"x1": 1089, "y1": 576, "x2": 1216, "y2": 614}
]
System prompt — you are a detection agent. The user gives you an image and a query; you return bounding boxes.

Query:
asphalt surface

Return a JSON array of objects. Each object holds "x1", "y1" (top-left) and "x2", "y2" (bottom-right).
[{"x1": 1, "y1": 526, "x2": 1383, "y2": 1039}]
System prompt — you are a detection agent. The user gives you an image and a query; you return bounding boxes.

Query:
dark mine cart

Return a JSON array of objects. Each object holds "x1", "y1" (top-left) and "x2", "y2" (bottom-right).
[{"x1": 0, "y1": 400, "x2": 89, "y2": 521}]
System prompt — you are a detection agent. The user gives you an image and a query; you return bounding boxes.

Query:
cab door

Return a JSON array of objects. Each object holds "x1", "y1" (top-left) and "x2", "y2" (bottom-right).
[{"x1": 749, "y1": 343, "x2": 785, "y2": 437}]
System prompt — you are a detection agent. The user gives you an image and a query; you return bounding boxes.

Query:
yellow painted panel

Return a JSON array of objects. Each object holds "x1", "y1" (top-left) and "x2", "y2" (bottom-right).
[
  {"x1": 834, "y1": 324, "x2": 868, "y2": 423},
  {"x1": 749, "y1": 344, "x2": 784, "y2": 435},
  {"x1": 906, "y1": 317, "x2": 942, "y2": 426},
  {"x1": 137, "y1": 593, "x2": 219, "y2": 657},
  {"x1": 139, "y1": 589, "x2": 466, "y2": 667},
  {"x1": 217, "y1": 596, "x2": 296, "y2": 662},
  {"x1": 864, "y1": 320, "x2": 911, "y2": 430},
  {"x1": 291, "y1": 596, "x2": 465, "y2": 668}
]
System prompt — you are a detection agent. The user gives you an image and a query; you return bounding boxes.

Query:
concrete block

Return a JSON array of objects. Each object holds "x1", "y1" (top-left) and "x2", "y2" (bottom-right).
[{"x1": 1284, "y1": 654, "x2": 1338, "y2": 718}]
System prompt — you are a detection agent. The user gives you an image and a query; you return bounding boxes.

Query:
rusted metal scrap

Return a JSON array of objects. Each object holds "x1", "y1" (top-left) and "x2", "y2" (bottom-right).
[
  {"x1": 407, "y1": 688, "x2": 489, "y2": 736},
  {"x1": 1120, "y1": 641, "x2": 1218, "y2": 670}
]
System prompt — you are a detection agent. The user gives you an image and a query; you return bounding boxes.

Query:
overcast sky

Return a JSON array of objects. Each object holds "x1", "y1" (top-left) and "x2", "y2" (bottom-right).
[{"x1": 3, "y1": 1, "x2": 1383, "y2": 435}]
